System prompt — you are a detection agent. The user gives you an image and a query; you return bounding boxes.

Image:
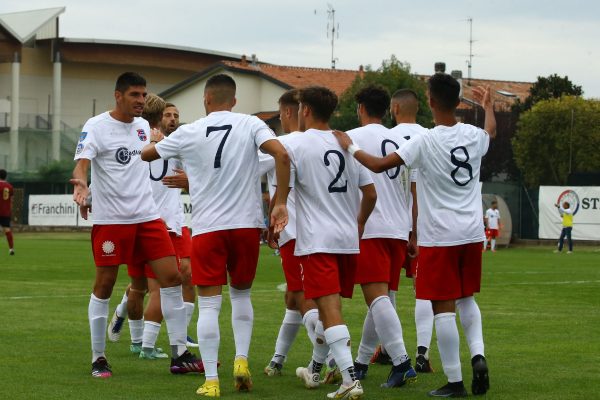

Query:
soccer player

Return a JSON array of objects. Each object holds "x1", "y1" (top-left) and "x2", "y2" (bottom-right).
[
  {"x1": 333, "y1": 74, "x2": 495, "y2": 397},
  {"x1": 0, "y1": 169, "x2": 15, "y2": 255},
  {"x1": 141, "y1": 74, "x2": 290, "y2": 397},
  {"x1": 483, "y1": 200, "x2": 501, "y2": 252},
  {"x1": 554, "y1": 201, "x2": 574, "y2": 253},
  {"x1": 71, "y1": 72, "x2": 195, "y2": 379},
  {"x1": 261, "y1": 89, "x2": 321, "y2": 377},
  {"x1": 345, "y1": 85, "x2": 417, "y2": 388},
  {"x1": 286, "y1": 86, "x2": 376, "y2": 399}
]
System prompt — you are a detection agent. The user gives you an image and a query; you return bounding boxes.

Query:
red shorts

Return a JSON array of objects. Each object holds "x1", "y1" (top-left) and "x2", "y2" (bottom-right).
[
  {"x1": 299, "y1": 253, "x2": 357, "y2": 300},
  {"x1": 279, "y1": 240, "x2": 303, "y2": 292},
  {"x1": 415, "y1": 242, "x2": 482, "y2": 301},
  {"x1": 139, "y1": 228, "x2": 192, "y2": 279},
  {"x1": 403, "y1": 255, "x2": 418, "y2": 278},
  {"x1": 487, "y1": 229, "x2": 499, "y2": 239},
  {"x1": 91, "y1": 219, "x2": 175, "y2": 276},
  {"x1": 355, "y1": 238, "x2": 407, "y2": 291},
  {"x1": 191, "y1": 228, "x2": 261, "y2": 286}
]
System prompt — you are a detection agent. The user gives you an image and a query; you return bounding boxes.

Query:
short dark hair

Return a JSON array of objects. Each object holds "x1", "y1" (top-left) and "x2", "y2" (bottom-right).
[
  {"x1": 355, "y1": 85, "x2": 390, "y2": 119},
  {"x1": 392, "y1": 88, "x2": 418, "y2": 103},
  {"x1": 278, "y1": 89, "x2": 299, "y2": 107},
  {"x1": 164, "y1": 102, "x2": 177, "y2": 109},
  {"x1": 491, "y1": 200, "x2": 498, "y2": 205},
  {"x1": 428, "y1": 73, "x2": 460, "y2": 112},
  {"x1": 115, "y1": 72, "x2": 146, "y2": 92},
  {"x1": 0, "y1": 169, "x2": 6, "y2": 180},
  {"x1": 298, "y1": 86, "x2": 338, "y2": 122},
  {"x1": 205, "y1": 74, "x2": 236, "y2": 104}
]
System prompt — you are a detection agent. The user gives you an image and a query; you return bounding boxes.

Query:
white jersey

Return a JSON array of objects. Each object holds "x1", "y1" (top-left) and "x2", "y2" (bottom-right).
[
  {"x1": 397, "y1": 123, "x2": 490, "y2": 246},
  {"x1": 155, "y1": 111, "x2": 275, "y2": 235},
  {"x1": 74, "y1": 112, "x2": 159, "y2": 225},
  {"x1": 148, "y1": 157, "x2": 186, "y2": 235},
  {"x1": 388, "y1": 123, "x2": 427, "y2": 232},
  {"x1": 285, "y1": 129, "x2": 374, "y2": 256},
  {"x1": 485, "y1": 208, "x2": 500, "y2": 230},
  {"x1": 259, "y1": 133, "x2": 300, "y2": 247},
  {"x1": 347, "y1": 124, "x2": 411, "y2": 240}
]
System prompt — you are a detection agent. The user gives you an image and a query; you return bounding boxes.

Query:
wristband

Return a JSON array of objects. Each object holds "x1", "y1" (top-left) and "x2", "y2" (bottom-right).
[
  {"x1": 150, "y1": 140, "x2": 158, "y2": 144},
  {"x1": 348, "y1": 143, "x2": 361, "y2": 156}
]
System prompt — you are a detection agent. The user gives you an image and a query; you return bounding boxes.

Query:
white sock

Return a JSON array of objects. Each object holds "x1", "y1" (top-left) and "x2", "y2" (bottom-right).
[
  {"x1": 272, "y1": 309, "x2": 302, "y2": 364},
  {"x1": 483, "y1": 238, "x2": 488, "y2": 249},
  {"x1": 311, "y1": 320, "x2": 329, "y2": 365},
  {"x1": 116, "y1": 291, "x2": 128, "y2": 318},
  {"x1": 160, "y1": 285, "x2": 187, "y2": 357},
  {"x1": 198, "y1": 295, "x2": 222, "y2": 379},
  {"x1": 491, "y1": 239, "x2": 496, "y2": 251},
  {"x1": 388, "y1": 290, "x2": 397, "y2": 310},
  {"x1": 324, "y1": 325, "x2": 354, "y2": 385},
  {"x1": 456, "y1": 296, "x2": 485, "y2": 358},
  {"x1": 89, "y1": 294, "x2": 109, "y2": 363},
  {"x1": 435, "y1": 312, "x2": 462, "y2": 383},
  {"x1": 184, "y1": 302, "x2": 195, "y2": 329},
  {"x1": 356, "y1": 308, "x2": 378, "y2": 365},
  {"x1": 371, "y1": 295, "x2": 409, "y2": 366},
  {"x1": 302, "y1": 308, "x2": 319, "y2": 345},
  {"x1": 128, "y1": 319, "x2": 144, "y2": 344},
  {"x1": 415, "y1": 299, "x2": 434, "y2": 350},
  {"x1": 142, "y1": 321, "x2": 161, "y2": 349},
  {"x1": 229, "y1": 287, "x2": 253, "y2": 359}
]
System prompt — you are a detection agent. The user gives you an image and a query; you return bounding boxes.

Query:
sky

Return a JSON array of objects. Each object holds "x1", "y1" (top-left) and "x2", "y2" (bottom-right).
[{"x1": 2, "y1": 0, "x2": 599, "y2": 97}]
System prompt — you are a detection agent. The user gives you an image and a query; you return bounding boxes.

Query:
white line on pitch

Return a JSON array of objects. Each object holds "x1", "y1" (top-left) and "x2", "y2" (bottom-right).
[{"x1": 0, "y1": 294, "x2": 90, "y2": 300}]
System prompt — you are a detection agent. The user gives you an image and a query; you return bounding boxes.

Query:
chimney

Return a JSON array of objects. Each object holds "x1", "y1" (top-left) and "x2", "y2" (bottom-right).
[
  {"x1": 240, "y1": 54, "x2": 248, "y2": 66},
  {"x1": 451, "y1": 70, "x2": 463, "y2": 97},
  {"x1": 251, "y1": 54, "x2": 258, "y2": 67},
  {"x1": 434, "y1": 62, "x2": 446, "y2": 74},
  {"x1": 359, "y1": 65, "x2": 364, "y2": 79}
]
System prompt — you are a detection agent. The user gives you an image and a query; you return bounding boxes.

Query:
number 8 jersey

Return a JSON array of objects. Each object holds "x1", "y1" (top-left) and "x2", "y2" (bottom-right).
[
  {"x1": 284, "y1": 129, "x2": 373, "y2": 256},
  {"x1": 155, "y1": 111, "x2": 276, "y2": 235},
  {"x1": 397, "y1": 123, "x2": 489, "y2": 246}
]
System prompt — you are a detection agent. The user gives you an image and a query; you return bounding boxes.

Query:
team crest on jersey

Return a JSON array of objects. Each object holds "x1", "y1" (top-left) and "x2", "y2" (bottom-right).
[
  {"x1": 115, "y1": 147, "x2": 132, "y2": 165},
  {"x1": 137, "y1": 129, "x2": 147, "y2": 141},
  {"x1": 76, "y1": 143, "x2": 84, "y2": 154},
  {"x1": 556, "y1": 189, "x2": 580, "y2": 215},
  {"x1": 79, "y1": 132, "x2": 88, "y2": 142}
]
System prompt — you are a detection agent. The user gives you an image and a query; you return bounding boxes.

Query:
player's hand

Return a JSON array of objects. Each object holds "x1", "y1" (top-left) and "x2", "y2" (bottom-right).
[
  {"x1": 358, "y1": 222, "x2": 365, "y2": 239},
  {"x1": 79, "y1": 204, "x2": 91, "y2": 220},
  {"x1": 408, "y1": 234, "x2": 419, "y2": 258},
  {"x1": 332, "y1": 130, "x2": 353, "y2": 150},
  {"x1": 162, "y1": 168, "x2": 189, "y2": 189},
  {"x1": 266, "y1": 227, "x2": 280, "y2": 250},
  {"x1": 150, "y1": 128, "x2": 164, "y2": 143},
  {"x1": 70, "y1": 178, "x2": 89, "y2": 206},
  {"x1": 472, "y1": 85, "x2": 492, "y2": 110},
  {"x1": 270, "y1": 204, "x2": 288, "y2": 234}
]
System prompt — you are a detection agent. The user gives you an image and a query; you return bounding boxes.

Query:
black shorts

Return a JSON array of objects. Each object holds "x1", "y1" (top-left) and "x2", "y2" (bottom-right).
[{"x1": 0, "y1": 216, "x2": 10, "y2": 228}]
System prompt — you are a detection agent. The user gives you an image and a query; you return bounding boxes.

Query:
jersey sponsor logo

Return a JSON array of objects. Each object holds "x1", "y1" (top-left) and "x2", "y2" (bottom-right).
[
  {"x1": 137, "y1": 129, "x2": 147, "y2": 141},
  {"x1": 79, "y1": 132, "x2": 88, "y2": 142},
  {"x1": 557, "y1": 189, "x2": 580, "y2": 215},
  {"x1": 115, "y1": 147, "x2": 141, "y2": 165},
  {"x1": 102, "y1": 240, "x2": 115, "y2": 255},
  {"x1": 76, "y1": 143, "x2": 84, "y2": 155}
]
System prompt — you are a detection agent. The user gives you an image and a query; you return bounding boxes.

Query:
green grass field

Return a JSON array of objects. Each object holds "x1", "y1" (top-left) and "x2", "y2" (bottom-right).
[{"x1": 1, "y1": 233, "x2": 599, "y2": 399}]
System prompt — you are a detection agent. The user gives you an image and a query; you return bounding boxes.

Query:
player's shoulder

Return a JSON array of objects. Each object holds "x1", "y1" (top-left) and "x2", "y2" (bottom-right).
[
  {"x1": 348, "y1": 124, "x2": 388, "y2": 142},
  {"x1": 83, "y1": 112, "x2": 110, "y2": 129}
]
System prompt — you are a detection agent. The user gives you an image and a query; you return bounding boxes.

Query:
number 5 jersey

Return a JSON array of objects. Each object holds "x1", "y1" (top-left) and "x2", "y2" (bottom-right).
[{"x1": 396, "y1": 123, "x2": 489, "y2": 247}]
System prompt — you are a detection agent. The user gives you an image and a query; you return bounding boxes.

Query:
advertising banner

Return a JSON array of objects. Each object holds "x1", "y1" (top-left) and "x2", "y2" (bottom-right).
[{"x1": 539, "y1": 186, "x2": 600, "y2": 240}]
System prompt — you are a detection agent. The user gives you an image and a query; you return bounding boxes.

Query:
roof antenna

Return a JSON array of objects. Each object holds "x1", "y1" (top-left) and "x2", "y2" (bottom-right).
[
  {"x1": 326, "y1": 4, "x2": 339, "y2": 69},
  {"x1": 466, "y1": 17, "x2": 475, "y2": 85}
]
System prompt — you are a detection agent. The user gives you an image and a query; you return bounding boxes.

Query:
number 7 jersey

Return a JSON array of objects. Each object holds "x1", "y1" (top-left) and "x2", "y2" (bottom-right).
[
  {"x1": 284, "y1": 129, "x2": 373, "y2": 256},
  {"x1": 397, "y1": 123, "x2": 489, "y2": 246},
  {"x1": 155, "y1": 111, "x2": 276, "y2": 235}
]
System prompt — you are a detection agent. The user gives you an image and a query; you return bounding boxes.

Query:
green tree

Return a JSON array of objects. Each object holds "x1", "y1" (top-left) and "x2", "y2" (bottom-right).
[
  {"x1": 512, "y1": 96, "x2": 600, "y2": 186},
  {"x1": 331, "y1": 55, "x2": 432, "y2": 130},
  {"x1": 513, "y1": 74, "x2": 583, "y2": 113}
]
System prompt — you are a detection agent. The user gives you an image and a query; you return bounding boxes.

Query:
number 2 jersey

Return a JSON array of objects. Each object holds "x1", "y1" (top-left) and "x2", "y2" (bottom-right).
[
  {"x1": 284, "y1": 129, "x2": 373, "y2": 256},
  {"x1": 155, "y1": 111, "x2": 276, "y2": 236},
  {"x1": 397, "y1": 123, "x2": 489, "y2": 246}
]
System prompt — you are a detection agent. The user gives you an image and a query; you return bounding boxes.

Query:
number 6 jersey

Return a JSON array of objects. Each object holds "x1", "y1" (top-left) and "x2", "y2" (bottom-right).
[
  {"x1": 284, "y1": 129, "x2": 373, "y2": 256},
  {"x1": 397, "y1": 123, "x2": 489, "y2": 246},
  {"x1": 155, "y1": 111, "x2": 276, "y2": 235}
]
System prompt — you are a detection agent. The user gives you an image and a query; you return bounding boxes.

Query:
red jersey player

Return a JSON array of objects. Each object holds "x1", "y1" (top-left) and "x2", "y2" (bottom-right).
[{"x1": 0, "y1": 169, "x2": 15, "y2": 255}]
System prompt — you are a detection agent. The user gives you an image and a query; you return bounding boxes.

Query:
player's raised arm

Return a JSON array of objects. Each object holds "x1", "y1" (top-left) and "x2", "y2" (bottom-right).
[
  {"x1": 141, "y1": 128, "x2": 164, "y2": 161},
  {"x1": 260, "y1": 139, "x2": 290, "y2": 233},
  {"x1": 473, "y1": 85, "x2": 496, "y2": 139},
  {"x1": 332, "y1": 130, "x2": 404, "y2": 173}
]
